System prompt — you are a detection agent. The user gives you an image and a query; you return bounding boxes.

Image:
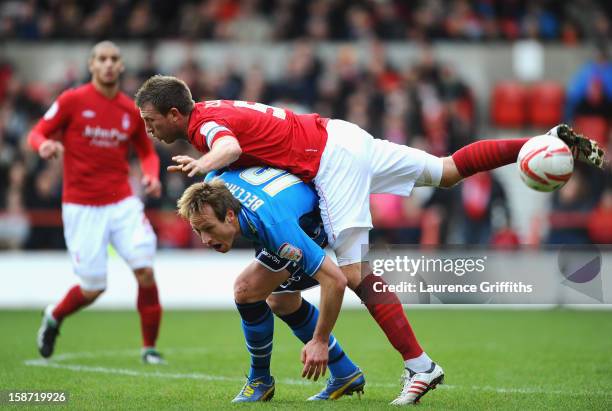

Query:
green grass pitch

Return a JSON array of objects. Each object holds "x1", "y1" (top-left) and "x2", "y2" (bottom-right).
[{"x1": 1, "y1": 309, "x2": 611, "y2": 410}]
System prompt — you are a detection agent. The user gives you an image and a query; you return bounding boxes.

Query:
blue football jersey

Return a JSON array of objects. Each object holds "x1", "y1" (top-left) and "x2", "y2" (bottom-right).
[{"x1": 210, "y1": 167, "x2": 326, "y2": 276}]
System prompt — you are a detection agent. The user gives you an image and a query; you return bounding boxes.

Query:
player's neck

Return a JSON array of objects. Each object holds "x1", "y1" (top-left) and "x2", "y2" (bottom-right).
[
  {"x1": 91, "y1": 80, "x2": 120, "y2": 99},
  {"x1": 234, "y1": 218, "x2": 243, "y2": 236}
]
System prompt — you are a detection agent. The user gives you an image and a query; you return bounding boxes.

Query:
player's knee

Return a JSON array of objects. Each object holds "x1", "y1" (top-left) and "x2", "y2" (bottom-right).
[
  {"x1": 340, "y1": 263, "x2": 362, "y2": 290},
  {"x1": 233, "y1": 278, "x2": 259, "y2": 304},
  {"x1": 133, "y1": 267, "x2": 155, "y2": 287},
  {"x1": 439, "y1": 156, "x2": 463, "y2": 188},
  {"x1": 267, "y1": 293, "x2": 301, "y2": 316}
]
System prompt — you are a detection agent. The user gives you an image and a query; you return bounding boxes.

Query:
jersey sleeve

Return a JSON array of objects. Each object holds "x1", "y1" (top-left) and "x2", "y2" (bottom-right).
[
  {"x1": 194, "y1": 119, "x2": 236, "y2": 151},
  {"x1": 132, "y1": 115, "x2": 160, "y2": 179},
  {"x1": 27, "y1": 90, "x2": 74, "y2": 150},
  {"x1": 264, "y1": 219, "x2": 326, "y2": 277}
]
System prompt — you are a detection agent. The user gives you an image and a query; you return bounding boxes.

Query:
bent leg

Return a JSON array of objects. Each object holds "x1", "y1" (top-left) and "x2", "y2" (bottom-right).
[
  {"x1": 269, "y1": 293, "x2": 360, "y2": 381},
  {"x1": 52, "y1": 285, "x2": 103, "y2": 322},
  {"x1": 334, "y1": 227, "x2": 431, "y2": 371},
  {"x1": 234, "y1": 261, "x2": 291, "y2": 384},
  {"x1": 444, "y1": 137, "x2": 530, "y2": 187}
]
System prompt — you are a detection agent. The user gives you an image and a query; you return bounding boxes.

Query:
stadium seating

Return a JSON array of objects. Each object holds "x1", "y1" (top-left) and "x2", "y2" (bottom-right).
[
  {"x1": 491, "y1": 81, "x2": 528, "y2": 128},
  {"x1": 528, "y1": 81, "x2": 565, "y2": 128}
]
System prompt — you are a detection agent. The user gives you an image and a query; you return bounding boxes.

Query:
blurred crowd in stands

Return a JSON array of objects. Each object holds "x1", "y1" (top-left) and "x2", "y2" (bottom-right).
[
  {"x1": 0, "y1": 2, "x2": 611, "y2": 250},
  {"x1": 1, "y1": 0, "x2": 611, "y2": 43}
]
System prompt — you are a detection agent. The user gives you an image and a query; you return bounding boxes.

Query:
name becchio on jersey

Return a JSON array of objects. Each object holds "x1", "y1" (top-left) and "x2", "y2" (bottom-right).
[
  {"x1": 187, "y1": 100, "x2": 329, "y2": 182},
  {"x1": 28, "y1": 83, "x2": 158, "y2": 205}
]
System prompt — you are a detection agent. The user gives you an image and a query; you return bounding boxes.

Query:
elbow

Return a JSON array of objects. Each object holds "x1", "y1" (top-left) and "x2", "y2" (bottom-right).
[{"x1": 229, "y1": 143, "x2": 242, "y2": 162}]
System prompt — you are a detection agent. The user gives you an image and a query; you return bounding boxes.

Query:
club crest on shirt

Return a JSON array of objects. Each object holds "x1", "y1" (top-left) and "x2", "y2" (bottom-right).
[
  {"x1": 278, "y1": 243, "x2": 303, "y2": 262},
  {"x1": 122, "y1": 113, "x2": 130, "y2": 130}
]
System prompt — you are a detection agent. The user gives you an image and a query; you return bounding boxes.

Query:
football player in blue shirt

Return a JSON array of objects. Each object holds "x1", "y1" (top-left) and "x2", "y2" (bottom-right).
[{"x1": 177, "y1": 167, "x2": 365, "y2": 402}]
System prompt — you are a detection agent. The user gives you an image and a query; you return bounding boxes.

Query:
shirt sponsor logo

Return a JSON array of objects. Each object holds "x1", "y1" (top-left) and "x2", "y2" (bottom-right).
[
  {"x1": 44, "y1": 101, "x2": 59, "y2": 120},
  {"x1": 278, "y1": 243, "x2": 303, "y2": 262},
  {"x1": 83, "y1": 125, "x2": 128, "y2": 147},
  {"x1": 82, "y1": 110, "x2": 96, "y2": 118}
]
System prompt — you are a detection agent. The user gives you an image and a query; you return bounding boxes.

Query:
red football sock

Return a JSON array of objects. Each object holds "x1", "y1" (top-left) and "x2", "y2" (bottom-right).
[
  {"x1": 452, "y1": 138, "x2": 529, "y2": 178},
  {"x1": 137, "y1": 283, "x2": 162, "y2": 348},
  {"x1": 355, "y1": 274, "x2": 423, "y2": 360},
  {"x1": 52, "y1": 285, "x2": 90, "y2": 322}
]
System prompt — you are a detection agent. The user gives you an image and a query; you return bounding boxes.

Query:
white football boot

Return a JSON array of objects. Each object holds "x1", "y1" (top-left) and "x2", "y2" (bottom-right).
[{"x1": 390, "y1": 362, "x2": 444, "y2": 405}]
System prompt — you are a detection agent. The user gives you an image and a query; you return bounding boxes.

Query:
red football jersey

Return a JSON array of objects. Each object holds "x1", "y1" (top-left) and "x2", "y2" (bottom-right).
[
  {"x1": 187, "y1": 100, "x2": 328, "y2": 182},
  {"x1": 28, "y1": 83, "x2": 159, "y2": 205}
]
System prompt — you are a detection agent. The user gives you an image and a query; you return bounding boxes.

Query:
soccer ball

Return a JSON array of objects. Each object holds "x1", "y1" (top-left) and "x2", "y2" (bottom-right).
[{"x1": 517, "y1": 135, "x2": 574, "y2": 192}]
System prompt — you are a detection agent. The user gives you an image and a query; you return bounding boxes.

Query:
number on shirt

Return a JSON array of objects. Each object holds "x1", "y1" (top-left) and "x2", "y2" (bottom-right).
[
  {"x1": 234, "y1": 101, "x2": 286, "y2": 120},
  {"x1": 240, "y1": 167, "x2": 301, "y2": 197}
]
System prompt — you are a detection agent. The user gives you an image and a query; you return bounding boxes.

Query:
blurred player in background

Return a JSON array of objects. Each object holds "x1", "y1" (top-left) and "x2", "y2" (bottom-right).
[
  {"x1": 136, "y1": 75, "x2": 604, "y2": 404},
  {"x1": 29, "y1": 41, "x2": 164, "y2": 364}
]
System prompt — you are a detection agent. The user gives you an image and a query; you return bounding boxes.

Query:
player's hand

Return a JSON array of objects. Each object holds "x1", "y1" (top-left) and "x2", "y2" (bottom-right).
[
  {"x1": 38, "y1": 140, "x2": 64, "y2": 160},
  {"x1": 170, "y1": 155, "x2": 209, "y2": 177},
  {"x1": 168, "y1": 155, "x2": 193, "y2": 173},
  {"x1": 301, "y1": 338, "x2": 328, "y2": 381},
  {"x1": 142, "y1": 174, "x2": 161, "y2": 198}
]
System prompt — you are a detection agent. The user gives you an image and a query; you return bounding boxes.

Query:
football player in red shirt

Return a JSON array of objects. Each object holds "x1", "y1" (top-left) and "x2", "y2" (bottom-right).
[
  {"x1": 29, "y1": 42, "x2": 164, "y2": 364},
  {"x1": 135, "y1": 75, "x2": 604, "y2": 403}
]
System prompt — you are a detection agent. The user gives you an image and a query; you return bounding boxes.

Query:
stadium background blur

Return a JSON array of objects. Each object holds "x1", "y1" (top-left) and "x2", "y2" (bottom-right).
[{"x1": 1, "y1": 0, "x2": 611, "y2": 252}]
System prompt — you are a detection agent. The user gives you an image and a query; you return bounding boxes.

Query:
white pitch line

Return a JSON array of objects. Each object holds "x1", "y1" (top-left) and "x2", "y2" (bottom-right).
[{"x1": 23, "y1": 349, "x2": 611, "y2": 398}]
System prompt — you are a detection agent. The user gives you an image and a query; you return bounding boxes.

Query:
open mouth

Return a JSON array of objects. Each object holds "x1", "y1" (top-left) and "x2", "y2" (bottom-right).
[{"x1": 212, "y1": 244, "x2": 223, "y2": 252}]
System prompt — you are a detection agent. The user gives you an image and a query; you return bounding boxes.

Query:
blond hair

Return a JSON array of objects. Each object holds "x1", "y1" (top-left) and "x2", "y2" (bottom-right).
[{"x1": 177, "y1": 180, "x2": 241, "y2": 222}]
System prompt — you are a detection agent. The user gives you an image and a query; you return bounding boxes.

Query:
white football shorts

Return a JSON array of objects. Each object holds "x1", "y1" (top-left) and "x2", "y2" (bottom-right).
[
  {"x1": 314, "y1": 119, "x2": 443, "y2": 265},
  {"x1": 62, "y1": 196, "x2": 157, "y2": 290}
]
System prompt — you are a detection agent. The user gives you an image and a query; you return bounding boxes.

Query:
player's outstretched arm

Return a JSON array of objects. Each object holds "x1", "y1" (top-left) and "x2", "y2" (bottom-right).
[
  {"x1": 170, "y1": 137, "x2": 242, "y2": 177},
  {"x1": 302, "y1": 256, "x2": 347, "y2": 381}
]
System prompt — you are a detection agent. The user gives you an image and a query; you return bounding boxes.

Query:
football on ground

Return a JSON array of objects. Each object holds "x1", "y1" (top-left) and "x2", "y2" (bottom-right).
[
  {"x1": 1, "y1": 309, "x2": 611, "y2": 410},
  {"x1": 517, "y1": 135, "x2": 574, "y2": 192}
]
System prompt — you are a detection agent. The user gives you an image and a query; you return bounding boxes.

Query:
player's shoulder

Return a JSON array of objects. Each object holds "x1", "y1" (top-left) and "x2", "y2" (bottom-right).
[
  {"x1": 189, "y1": 102, "x2": 217, "y2": 127},
  {"x1": 115, "y1": 92, "x2": 140, "y2": 114},
  {"x1": 195, "y1": 100, "x2": 241, "y2": 118},
  {"x1": 218, "y1": 170, "x2": 276, "y2": 217},
  {"x1": 56, "y1": 83, "x2": 89, "y2": 103},
  {"x1": 45, "y1": 84, "x2": 87, "y2": 116}
]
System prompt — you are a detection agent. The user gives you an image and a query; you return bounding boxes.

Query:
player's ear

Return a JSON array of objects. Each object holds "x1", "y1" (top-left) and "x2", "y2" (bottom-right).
[
  {"x1": 225, "y1": 209, "x2": 236, "y2": 223},
  {"x1": 168, "y1": 107, "x2": 181, "y2": 121}
]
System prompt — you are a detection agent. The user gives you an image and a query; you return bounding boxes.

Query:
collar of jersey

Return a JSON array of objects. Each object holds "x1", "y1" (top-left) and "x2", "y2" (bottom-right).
[{"x1": 239, "y1": 209, "x2": 258, "y2": 240}]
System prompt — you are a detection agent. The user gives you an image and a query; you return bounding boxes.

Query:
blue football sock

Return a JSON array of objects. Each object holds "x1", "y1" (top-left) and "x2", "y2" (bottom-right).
[
  {"x1": 278, "y1": 298, "x2": 358, "y2": 378},
  {"x1": 235, "y1": 300, "x2": 274, "y2": 383}
]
